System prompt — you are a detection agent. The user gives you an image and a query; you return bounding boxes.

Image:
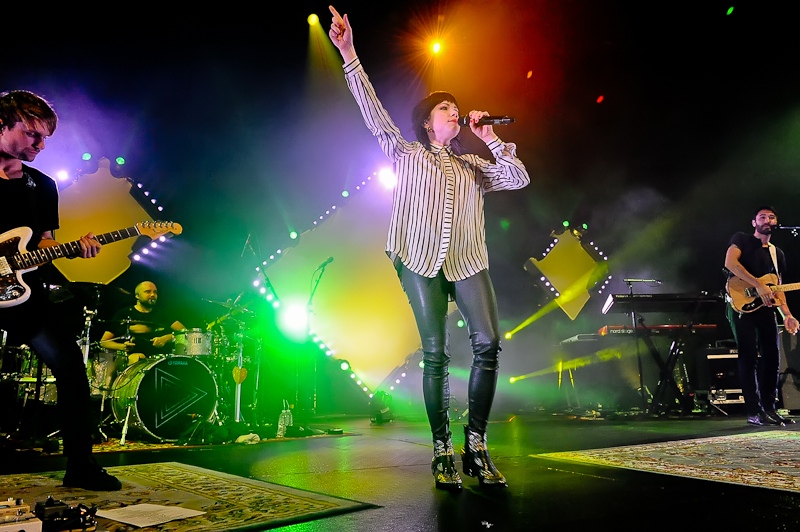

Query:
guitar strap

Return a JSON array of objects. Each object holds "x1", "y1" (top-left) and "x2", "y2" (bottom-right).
[{"x1": 768, "y1": 243, "x2": 780, "y2": 280}]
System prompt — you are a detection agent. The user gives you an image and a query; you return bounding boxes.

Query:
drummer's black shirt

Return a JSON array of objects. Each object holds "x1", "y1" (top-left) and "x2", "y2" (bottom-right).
[{"x1": 108, "y1": 305, "x2": 174, "y2": 356}]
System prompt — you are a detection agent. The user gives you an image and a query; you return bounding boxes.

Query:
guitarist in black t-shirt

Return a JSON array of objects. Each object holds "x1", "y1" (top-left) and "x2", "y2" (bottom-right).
[
  {"x1": 725, "y1": 206, "x2": 799, "y2": 426},
  {"x1": 0, "y1": 90, "x2": 120, "y2": 490}
]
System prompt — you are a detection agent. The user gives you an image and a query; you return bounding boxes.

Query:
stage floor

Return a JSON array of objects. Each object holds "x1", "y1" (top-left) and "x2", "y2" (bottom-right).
[{"x1": 5, "y1": 412, "x2": 800, "y2": 530}]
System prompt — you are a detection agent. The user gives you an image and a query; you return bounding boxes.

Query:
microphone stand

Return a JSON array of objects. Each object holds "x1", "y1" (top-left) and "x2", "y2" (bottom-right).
[
  {"x1": 622, "y1": 279, "x2": 661, "y2": 413},
  {"x1": 294, "y1": 263, "x2": 330, "y2": 434},
  {"x1": 778, "y1": 225, "x2": 800, "y2": 238}
]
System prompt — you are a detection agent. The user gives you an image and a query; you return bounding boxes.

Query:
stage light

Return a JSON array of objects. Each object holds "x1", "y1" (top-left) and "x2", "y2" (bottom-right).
[
  {"x1": 562, "y1": 220, "x2": 570, "y2": 227},
  {"x1": 150, "y1": 242, "x2": 157, "y2": 248},
  {"x1": 432, "y1": 42, "x2": 441, "y2": 53},
  {"x1": 340, "y1": 361, "x2": 350, "y2": 371},
  {"x1": 56, "y1": 170, "x2": 69, "y2": 181},
  {"x1": 110, "y1": 157, "x2": 127, "y2": 178},
  {"x1": 290, "y1": 231, "x2": 298, "y2": 239},
  {"x1": 278, "y1": 303, "x2": 308, "y2": 340},
  {"x1": 597, "y1": 95, "x2": 604, "y2": 103},
  {"x1": 727, "y1": 6, "x2": 734, "y2": 15},
  {"x1": 133, "y1": 254, "x2": 141, "y2": 261},
  {"x1": 457, "y1": 320, "x2": 465, "y2": 328},
  {"x1": 308, "y1": 13, "x2": 318, "y2": 25},
  {"x1": 342, "y1": 190, "x2": 350, "y2": 197},
  {"x1": 527, "y1": 71, "x2": 533, "y2": 79},
  {"x1": 505, "y1": 332, "x2": 512, "y2": 339},
  {"x1": 378, "y1": 167, "x2": 397, "y2": 188}
]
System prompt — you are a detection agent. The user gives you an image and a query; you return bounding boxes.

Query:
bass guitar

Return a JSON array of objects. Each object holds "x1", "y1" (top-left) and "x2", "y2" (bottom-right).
[
  {"x1": 726, "y1": 273, "x2": 800, "y2": 313},
  {"x1": 0, "y1": 221, "x2": 182, "y2": 308}
]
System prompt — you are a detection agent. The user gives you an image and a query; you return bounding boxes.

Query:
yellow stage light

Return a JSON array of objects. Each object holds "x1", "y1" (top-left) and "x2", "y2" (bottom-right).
[
  {"x1": 308, "y1": 14, "x2": 319, "y2": 25},
  {"x1": 432, "y1": 42, "x2": 441, "y2": 53}
]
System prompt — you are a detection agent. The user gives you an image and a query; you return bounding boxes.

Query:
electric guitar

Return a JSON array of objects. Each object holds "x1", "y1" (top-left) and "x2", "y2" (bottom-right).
[
  {"x1": 726, "y1": 273, "x2": 800, "y2": 313},
  {"x1": 0, "y1": 221, "x2": 182, "y2": 308}
]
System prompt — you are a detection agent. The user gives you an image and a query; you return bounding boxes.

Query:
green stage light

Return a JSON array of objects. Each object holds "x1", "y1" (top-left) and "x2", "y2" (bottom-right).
[
  {"x1": 582, "y1": 223, "x2": 588, "y2": 230},
  {"x1": 418, "y1": 360, "x2": 425, "y2": 368},
  {"x1": 115, "y1": 157, "x2": 126, "y2": 165},
  {"x1": 727, "y1": 6, "x2": 734, "y2": 15},
  {"x1": 562, "y1": 220, "x2": 570, "y2": 227},
  {"x1": 457, "y1": 320, "x2": 465, "y2": 328},
  {"x1": 82, "y1": 153, "x2": 92, "y2": 161},
  {"x1": 342, "y1": 190, "x2": 350, "y2": 197},
  {"x1": 290, "y1": 231, "x2": 298, "y2": 239},
  {"x1": 277, "y1": 303, "x2": 308, "y2": 342}
]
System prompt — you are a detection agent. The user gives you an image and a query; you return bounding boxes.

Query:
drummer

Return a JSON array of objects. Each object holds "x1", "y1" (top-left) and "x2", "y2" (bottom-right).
[{"x1": 100, "y1": 281, "x2": 186, "y2": 365}]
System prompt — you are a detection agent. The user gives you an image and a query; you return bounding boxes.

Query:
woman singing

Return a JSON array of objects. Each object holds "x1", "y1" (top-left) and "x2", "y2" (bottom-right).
[{"x1": 329, "y1": 6, "x2": 530, "y2": 490}]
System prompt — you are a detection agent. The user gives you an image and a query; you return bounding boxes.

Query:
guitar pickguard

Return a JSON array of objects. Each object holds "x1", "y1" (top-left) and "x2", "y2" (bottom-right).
[{"x1": 0, "y1": 274, "x2": 27, "y2": 302}]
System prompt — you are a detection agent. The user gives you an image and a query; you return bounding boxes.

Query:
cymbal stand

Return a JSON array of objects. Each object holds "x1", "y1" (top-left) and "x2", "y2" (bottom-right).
[
  {"x1": 250, "y1": 336, "x2": 263, "y2": 415},
  {"x1": 233, "y1": 329, "x2": 245, "y2": 423},
  {"x1": 79, "y1": 307, "x2": 97, "y2": 366}
]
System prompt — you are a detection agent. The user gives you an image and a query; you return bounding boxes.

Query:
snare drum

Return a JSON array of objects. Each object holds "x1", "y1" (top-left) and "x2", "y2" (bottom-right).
[
  {"x1": 174, "y1": 328, "x2": 213, "y2": 356},
  {"x1": 111, "y1": 355, "x2": 218, "y2": 441},
  {"x1": 87, "y1": 349, "x2": 125, "y2": 397}
]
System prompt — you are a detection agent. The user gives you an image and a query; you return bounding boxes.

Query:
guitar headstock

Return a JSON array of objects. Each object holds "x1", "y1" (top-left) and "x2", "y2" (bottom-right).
[{"x1": 137, "y1": 221, "x2": 183, "y2": 240}]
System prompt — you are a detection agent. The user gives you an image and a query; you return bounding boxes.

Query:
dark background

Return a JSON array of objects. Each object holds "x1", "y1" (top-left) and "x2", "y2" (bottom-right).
[{"x1": 6, "y1": 1, "x2": 800, "y2": 397}]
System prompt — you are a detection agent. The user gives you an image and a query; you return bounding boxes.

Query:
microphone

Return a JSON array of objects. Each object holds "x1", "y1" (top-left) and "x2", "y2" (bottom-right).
[
  {"x1": 317, "y1": 256, "x2": 334, "y2": 269},
  {"x1": 457, "y1": 115, "x2": 516, "y2": 127}
]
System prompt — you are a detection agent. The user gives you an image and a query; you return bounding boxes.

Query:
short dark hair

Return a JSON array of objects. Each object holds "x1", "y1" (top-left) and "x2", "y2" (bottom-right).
[
  {"x1": 411, "y1": 91, "x2": 463, "y2": 154},
  {"x1": 753, "y1": 206, "x2": 777, "y2": 220},
  {"x1": 0, "y1": 90, "x2": 57, "y2": 136}
]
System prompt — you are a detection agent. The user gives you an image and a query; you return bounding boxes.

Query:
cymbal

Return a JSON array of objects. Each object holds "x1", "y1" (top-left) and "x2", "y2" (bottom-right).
[
  {"x1": 101, "y1": 318, "x2": 159, "y2": 326},
  {"x1": 50, "y1": 282, "x2": 130, "y2": 305},
  {"x1": 202, "y1": 298, "x2": 248, "y2": 310}
]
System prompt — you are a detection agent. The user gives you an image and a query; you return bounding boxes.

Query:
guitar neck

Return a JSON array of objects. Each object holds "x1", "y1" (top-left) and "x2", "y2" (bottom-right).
[
  {"x1": 14, "y1": 226, "x2": 141, "y2": 269},
  {"x1": 774, "y1": 282, "x2": 800, "y2": 294}
]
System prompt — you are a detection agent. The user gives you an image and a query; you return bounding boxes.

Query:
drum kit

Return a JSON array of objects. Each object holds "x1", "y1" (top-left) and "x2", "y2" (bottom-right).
[{"x1": 0, "y1": 284, "x2": 264, "y2": 444}]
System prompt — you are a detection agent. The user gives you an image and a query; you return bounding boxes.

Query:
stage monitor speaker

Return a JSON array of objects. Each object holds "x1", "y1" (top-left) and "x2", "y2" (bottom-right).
[{"x1": 780, "y1": 329, "x2": 800, "y2": 410}]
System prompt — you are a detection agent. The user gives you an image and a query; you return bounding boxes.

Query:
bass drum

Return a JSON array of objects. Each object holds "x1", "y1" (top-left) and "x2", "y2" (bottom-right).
[{"x1": 111, "y1": 355, "x2": 218, "y2": 442}]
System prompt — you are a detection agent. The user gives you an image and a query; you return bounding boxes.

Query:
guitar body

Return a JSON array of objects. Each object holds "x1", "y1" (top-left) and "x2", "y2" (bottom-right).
[
  {"x1": 0, "y1": 227, "x2": 35, "y2": 308},
  {"x1": 727, "y1": 273, "x2": 786, "y2": 313},
  {"x1": 0, "y1": 221, "x2": 181, "y2": 309}
]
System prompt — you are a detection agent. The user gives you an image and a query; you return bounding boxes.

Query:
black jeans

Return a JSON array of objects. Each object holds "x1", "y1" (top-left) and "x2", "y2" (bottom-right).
[
  {"x1": 727, "y1": 305, "x2": 781, "y2": 416},
  {"x1": 400, "y1": 266, "x2": 500, "y2": 442},
  {"x1": 0, "y1": 290, "x2": 95, "y2": 458}
]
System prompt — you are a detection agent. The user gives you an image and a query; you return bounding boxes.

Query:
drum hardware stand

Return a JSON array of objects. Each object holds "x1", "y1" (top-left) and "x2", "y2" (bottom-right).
[
  {"x1": 79, "y1": 307, "x2": 97, "y2": 366},
  {"x1": 233, "y1": 330, "x2": 245, "y2": 423},
  {"x1": 119, "y1": 404, "x2": 132, "y2": 445}
]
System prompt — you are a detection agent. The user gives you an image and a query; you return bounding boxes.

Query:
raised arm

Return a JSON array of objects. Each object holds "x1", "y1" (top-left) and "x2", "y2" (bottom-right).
[
  {"x1": 329, "y1": 6, "x2": 356, "y2": 63},
  {"x1": 328, "y1": 6, "x2": 413, "y2": 163}
]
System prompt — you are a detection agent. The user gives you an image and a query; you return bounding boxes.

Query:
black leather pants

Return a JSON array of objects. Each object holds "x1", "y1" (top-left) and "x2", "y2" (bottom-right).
[{"x1": 400, "y1": 267, "x2": 500, "y2": 441}]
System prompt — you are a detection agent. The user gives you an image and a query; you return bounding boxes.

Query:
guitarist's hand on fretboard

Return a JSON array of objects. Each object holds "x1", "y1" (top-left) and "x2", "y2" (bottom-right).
[{"x1": 77, "y1": 233, "x2": 102, "y2": 258}]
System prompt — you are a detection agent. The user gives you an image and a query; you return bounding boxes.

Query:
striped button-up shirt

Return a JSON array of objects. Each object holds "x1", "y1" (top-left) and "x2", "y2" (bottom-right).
[{"x1": 344, "y1": 57, "x2": 530, "y2": 281}]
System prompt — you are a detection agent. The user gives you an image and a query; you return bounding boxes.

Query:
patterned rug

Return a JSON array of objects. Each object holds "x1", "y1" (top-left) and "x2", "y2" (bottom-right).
[
  {"x1": 3, "y1": 462, "x2": 376, "y2": 531},
  {"x1": 537, "y1": 431, "x2": 800, "y2": 493}
]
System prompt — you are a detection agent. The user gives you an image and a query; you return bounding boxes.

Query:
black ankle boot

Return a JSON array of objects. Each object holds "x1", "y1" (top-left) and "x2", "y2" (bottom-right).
[
  {"x1": 461, "y1": 426, "x2": 507, "y2": 488},
  {"x1": 432, "y1": 439, "x2": 462, "y2": 491}
]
